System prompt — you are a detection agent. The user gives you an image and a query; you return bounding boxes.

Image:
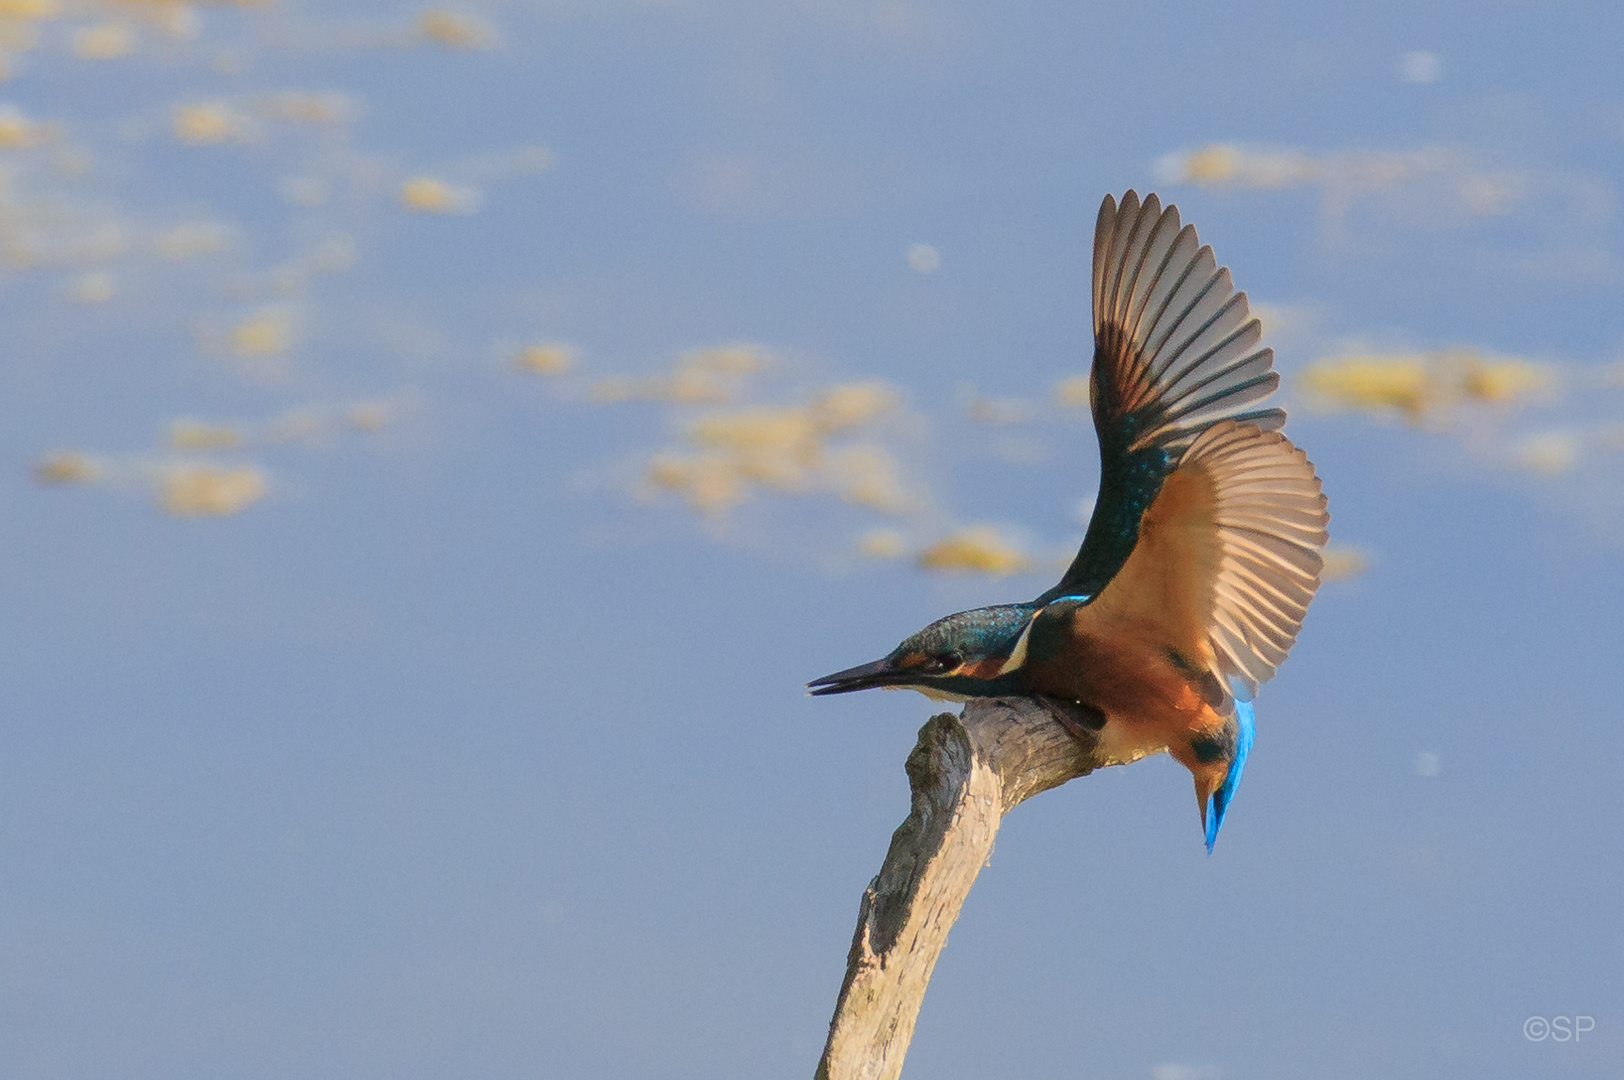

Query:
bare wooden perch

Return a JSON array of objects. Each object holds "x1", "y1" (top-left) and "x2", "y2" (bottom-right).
[{"x1": 816, "y1": 696, "x2": 1108, "y2": 1080}]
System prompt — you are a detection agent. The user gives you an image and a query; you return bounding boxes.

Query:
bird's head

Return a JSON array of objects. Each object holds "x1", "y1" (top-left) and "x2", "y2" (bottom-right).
[
  {"x1": 808, "y1": 603, "x2": 1037, "y2": 701},
  {"x1": 1177, "y1": 700, "x2": 1255, "y2": 853}
]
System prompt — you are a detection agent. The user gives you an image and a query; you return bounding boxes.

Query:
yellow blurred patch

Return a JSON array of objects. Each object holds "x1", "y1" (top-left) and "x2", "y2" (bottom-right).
[
  {"x1": 637, "y1": 377, "x2": 914, "y2": 516},
  {"x1": 0, "y1": 0, "x2": 48, "y2": 74},
  {"x1": 828, "y1": 444, "x2": 913, "y2": 513},
  {"x1": 1166, "y1": 143, "x2": 1318, "y2": 189},
  {"x1": 150, "y1": 3, "x2": 198, "y2": 40},
  {"x1": 811, "y1": 381, "x2": 896, "y2": 430},
  {"x1": 173, "y1": 101, "x2": 248, "y2": 145},
  {"x1": 259, "y1": 92, "x2": 354, "y2": 126},
  {"x1": 168, "y1": 420, "x2": 242, "y2": 450},
  {"x1": 684, "y1": 344, "x2": 767, "y2": 376},
  {"x1": 646, "y1": 451, "x2": 745, "y2": 515},
  {"x1": 1158, "y1": 141, "x2": 1543, "y2": 226},
  {"x1": 156, "y1": 222, "x2": 230, "y2": 259},
  {"x1": 72, "y1": 22, "x2": 133, "y2": 60},
  {"x1": 347, "y1": 402, "x2": 389, "y2": 432},
  {"x1": 160, "y1": 465, "x2": 266, "y2": 516},
  {"x1": 1300, "y1": 356, "x2": 1434, "y2": 421},
  {"x1": 1182, "y1": 144, "x2": 1239, "y2": 184},
  {"x1": 400, "y1": 176, "x2": 475, "y2": 213},
  {"x1": 69, "y1": 272, "x2": 115, "y2": 303},
  {"x1": 0, "y1": 0, "x2": 57, "y2": 19},
  {"x1": 1320, "y1": 545, "x2": 1370, "y2": 582},
  {"x1": 678, "y1": 384, "x2": 899, "y2": 491},
  {"x1": 1462, "y1": 359, "x2": 1551, "y2": 404},
  {"x1": 591, "y1": 344, "x2": 770, "y2": 404},
  {"x1": 1512, "y1": 431, "x2": 1580, "y2": 475},
  {"x1": 229, "y1": 312, "x2": 290, "y2": 356},
  {"x1": 916, "y1": 527, "x2": 1030, "y2": 576},
  {"x1": 515, "y1": 343, "x2": 575, "y2": 376},
  {"x1": 0, "y1": 106, "x2": 40, "y2": 147},
  {"x1": 32, "y1": 450, "x2": 99, "y2": 484},
  {"x1": 417, "y1": 9, "x2": 495, "y2": 50},
  {"x1": 858, "y1": 528, "x2": 908, "y2": 559},
  {"x1": 689, "y1": 407, "x2": 820, "y2": 489},
  {"x1": 1300, "y1": 348, "x2": 1552, "y2": 422},
  {"x1": 1053, "y1": 375, "x2": 1091, "y2": 408},
  {"x1": 659, "y1": 367, "x2": 737, "y2": 404}
]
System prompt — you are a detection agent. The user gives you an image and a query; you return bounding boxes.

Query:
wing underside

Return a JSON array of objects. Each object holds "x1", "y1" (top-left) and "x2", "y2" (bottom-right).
[{"x1": 1075, "y1": 421, "x2": 1328, "y2": 701}]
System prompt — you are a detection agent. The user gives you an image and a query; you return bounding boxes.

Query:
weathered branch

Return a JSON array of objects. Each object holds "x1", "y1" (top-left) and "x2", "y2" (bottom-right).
[{"x1": 816, "y1": 697, "x2": 1107, "y2": 1080}]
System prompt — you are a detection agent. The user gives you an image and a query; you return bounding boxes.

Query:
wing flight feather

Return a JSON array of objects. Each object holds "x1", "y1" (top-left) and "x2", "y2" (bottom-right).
[
  {"x1": 1185, "y1": 422, "x2": 1328, "y2": 697},
  {"x1": 1047, "y1": 190, "x2": 1286, "y2": 602}
]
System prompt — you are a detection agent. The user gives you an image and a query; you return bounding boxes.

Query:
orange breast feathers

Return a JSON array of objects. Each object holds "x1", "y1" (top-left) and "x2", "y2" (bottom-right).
[
  {"x1": 1059, "y1": 612, "x2": 1224, "y2": 743},
  {"x1": 1075, "y1": 462, "x2": 1226, "y2": 678},
  {"x1": 1047, "y1": 459, "x2": 1235, "y2": 755}
]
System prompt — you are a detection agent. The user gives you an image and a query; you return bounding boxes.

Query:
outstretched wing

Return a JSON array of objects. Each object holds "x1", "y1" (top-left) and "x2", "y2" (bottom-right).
[
  {"x1": 1041, "y1": 190, "x2": 1285, "y2": 604},
  {"x1": 1073, "y1": 420, "x2": 1328, "y2": 701}
]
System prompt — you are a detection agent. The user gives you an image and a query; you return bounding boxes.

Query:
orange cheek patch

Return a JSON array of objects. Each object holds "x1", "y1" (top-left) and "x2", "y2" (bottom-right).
[
  {"x1": 963, "y1": 658, "x2": 1006, "y2": 680},
  {"x1": 1170, "y1": 681, "x2": 1209, "y2": 714}
]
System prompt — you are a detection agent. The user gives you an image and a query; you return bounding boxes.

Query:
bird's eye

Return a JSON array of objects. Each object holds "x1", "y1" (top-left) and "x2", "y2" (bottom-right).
[{"x1": 926, "y1": 651, "x2": 963, "y2": 674}]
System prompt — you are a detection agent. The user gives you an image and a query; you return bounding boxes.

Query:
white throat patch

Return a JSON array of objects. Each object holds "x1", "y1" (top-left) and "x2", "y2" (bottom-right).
[{"x1": 995, "y1": 615, "x2": 1036, "y2": 677}]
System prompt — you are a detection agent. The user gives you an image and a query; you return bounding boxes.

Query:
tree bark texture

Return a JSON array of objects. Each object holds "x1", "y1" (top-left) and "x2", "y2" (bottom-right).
[{"x1": 815, "y1": 696, "x2": 1107, "y2": 1080}]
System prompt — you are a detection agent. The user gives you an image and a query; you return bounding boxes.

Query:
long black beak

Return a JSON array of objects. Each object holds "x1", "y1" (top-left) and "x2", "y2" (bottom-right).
[{"x1": 807, "y1": 658, "x2": 903, "y2": 696}]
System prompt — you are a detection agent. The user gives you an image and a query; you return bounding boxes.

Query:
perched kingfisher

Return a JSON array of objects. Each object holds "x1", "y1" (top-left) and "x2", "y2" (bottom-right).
[{"x1": 810, "y1": 191, "x2": 1328, "y2": 851}]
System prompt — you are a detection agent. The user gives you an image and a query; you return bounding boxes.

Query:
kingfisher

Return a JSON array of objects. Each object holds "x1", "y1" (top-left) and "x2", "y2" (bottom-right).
[{"x1": 810, "y1": 191, "x2": 1328, "y2": 851}]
